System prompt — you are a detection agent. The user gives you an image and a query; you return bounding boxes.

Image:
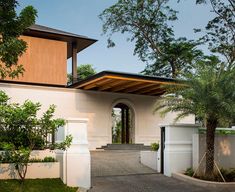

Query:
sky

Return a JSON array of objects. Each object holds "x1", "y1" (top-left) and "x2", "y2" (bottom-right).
[{"x1": 18, "y1": 0, "x2": 215, "y2": 74}]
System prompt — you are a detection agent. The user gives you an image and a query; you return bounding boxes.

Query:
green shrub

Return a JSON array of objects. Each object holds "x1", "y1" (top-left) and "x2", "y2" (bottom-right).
[
  {"x1": 42, "y1": 156, "x2": 56, "y2": 162},
  {"x1": 0, "y1": 91, "x2": 72, "y2": 181},
  {"x1": 185, "y1": 167, "x2": 235, "y2": 182},
  {"x1": 151, "y1": 142, "x2": 159, "y2": 151},
  {"x1": 29, "y1": 156, "x2": 56, "y2": 163},
  {"x1": 0, "y1": 155, "x2": 57, "y2": 163},
  {"x1": 33, "y1": 136, "x2": 45, "y2": 150},
  {"x1": 185, "y1": 168, "x2": 194, "y2": 177},
  {"x1": 221, "y1": 168, "x2": 235, "y2": 182},
  {"x1": 199, "y1": 129, "x2": 235, "y2": 135},
  {"x1": 29, "y1": 158, "x2": 42, "y2": 163}
]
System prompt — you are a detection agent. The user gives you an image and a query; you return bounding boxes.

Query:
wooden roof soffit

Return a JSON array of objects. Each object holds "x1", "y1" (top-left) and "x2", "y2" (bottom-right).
[{"x1": 70, "y1": 71, "x2": 177, "y2": 96}]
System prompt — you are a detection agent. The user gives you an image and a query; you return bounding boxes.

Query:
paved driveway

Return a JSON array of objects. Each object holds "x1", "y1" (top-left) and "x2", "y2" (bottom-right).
[
  {"x1": 89, "y1": 174, "x2": 234, "y2": 192},
  {"x1": 91, "y1": 150, "x2": 156, "y2": 177},
  {"x1": 90, "y1": 150, "x2": 234, "y2": 192}
]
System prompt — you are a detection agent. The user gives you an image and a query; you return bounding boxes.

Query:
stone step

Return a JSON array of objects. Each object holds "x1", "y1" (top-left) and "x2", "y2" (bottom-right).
[{"x1": 97, "y1": 144, "x2": 151, "y2": 151}]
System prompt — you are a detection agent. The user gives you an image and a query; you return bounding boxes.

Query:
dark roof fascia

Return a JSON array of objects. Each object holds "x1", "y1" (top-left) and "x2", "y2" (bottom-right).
[
  {"x1": 25, "y1": 24, "x2": 97, "y2": 43},
  {"x1": 28, "y1": 24, "x2": 91, "y2": 39},
  {"x1": 24, "y1": 28, "x2": 97, "y2": 44},
  {"x1": 68, "y1": 71, "x2": 177, "y2": 88},
  {"x1": 23, "y1": 24, "x2": 97, "y2": 58}
]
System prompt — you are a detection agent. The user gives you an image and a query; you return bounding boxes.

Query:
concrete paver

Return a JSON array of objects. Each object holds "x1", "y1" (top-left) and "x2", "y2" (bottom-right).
[
  {"x1": 91, "y1": 150, "x2": 156, "y2": 177},
  {"x1": 90, "y1": 150, "x2": 234, "y2": 192},
  {"x1": 89, "y1": 174, "x2": 233, "y2": 192}
]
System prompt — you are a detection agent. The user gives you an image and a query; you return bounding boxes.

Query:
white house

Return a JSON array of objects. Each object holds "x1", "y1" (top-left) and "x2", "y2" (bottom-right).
[{"x1": 0, "y1": 24, "x2": 195, "y2": 150}]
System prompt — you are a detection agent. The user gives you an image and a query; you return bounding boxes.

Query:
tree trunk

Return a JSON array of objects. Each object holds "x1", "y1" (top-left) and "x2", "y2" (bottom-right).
[
  {"x1": 170, "y1": 60, "x2": 176, "y2": 78},
  {"x1": 205, "y1": 118, "x2": 217, "y2": 179},
  {"x1": 17, "y1": 163, "x2": 28, "y2": 181}
]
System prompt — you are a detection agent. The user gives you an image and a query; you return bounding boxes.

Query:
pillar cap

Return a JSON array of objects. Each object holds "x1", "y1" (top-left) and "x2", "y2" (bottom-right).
[{"x1": 66, "y1": 118, "x2": 89, "y2": 123}]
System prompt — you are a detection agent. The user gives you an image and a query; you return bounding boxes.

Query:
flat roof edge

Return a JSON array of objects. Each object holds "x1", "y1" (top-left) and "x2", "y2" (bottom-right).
[{"x1": 69, "y1": 71, "x2": 176, "y2": 88}]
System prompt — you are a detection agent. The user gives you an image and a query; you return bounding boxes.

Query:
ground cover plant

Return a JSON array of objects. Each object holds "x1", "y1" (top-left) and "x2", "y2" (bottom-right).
[
  {"x1": 0, "y1": 178, "x2": 78, "y2": 192},
  {"x1": 185, "y1": 167, "x2": 235, "y2": 182}
]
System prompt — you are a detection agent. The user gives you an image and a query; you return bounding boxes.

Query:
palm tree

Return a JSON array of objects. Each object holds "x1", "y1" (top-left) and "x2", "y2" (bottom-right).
[{"x1": 156, "y1": 56, "x2": 235, "y2": 179}]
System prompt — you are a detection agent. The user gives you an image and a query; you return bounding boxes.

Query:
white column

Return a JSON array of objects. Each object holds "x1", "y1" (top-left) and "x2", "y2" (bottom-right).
[
  {"x1": 55, "y1": 118, "x2": 90, "y2": 189},
  {"x1": 192, "y1": 133, "x2": 199, "y2": 170}
]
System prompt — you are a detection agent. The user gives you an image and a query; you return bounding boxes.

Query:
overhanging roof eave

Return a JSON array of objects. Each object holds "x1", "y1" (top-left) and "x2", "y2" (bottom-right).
[
  {"x1": 23, "y1": 24, "x2": 97, "y2": 58},
  {"x1": 68, "y1": 71, "x2": 178, "y2": 96}
]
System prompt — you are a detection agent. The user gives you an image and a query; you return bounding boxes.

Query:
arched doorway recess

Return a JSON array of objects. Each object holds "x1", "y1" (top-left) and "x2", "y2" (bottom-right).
[{"x1": 112, "y1": 102, "x2": 135, "y2": 144}]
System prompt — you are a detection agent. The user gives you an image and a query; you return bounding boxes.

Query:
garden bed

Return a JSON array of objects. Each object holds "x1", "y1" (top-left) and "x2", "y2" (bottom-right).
[
  {"x1": 172, "y1": 173, "x2": 235, "y2": 189},
  {"x1": 0, "y1": 162, "x2": 60, "y2": 179}
]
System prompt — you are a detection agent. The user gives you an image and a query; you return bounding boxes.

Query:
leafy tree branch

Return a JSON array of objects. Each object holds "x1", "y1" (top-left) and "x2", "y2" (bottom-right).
[{"x1": 0, "y1": 0, "x2": 37, "y2": 79}]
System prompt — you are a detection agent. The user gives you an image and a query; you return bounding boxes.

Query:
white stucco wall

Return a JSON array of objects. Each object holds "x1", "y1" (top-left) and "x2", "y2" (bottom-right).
[
  {"x1": 0, "y1": 162, "x2": 60, "y2": 179},
  {"x1": 0, "y1": 83, "x2": 194, "y2": 150},
  {"x1": 163, "y1": 124, "x2": 199, "y2": 176}
]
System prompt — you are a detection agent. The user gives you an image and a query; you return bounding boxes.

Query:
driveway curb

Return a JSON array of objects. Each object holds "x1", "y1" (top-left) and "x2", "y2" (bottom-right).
[{"x1": 172, "y1": 173, "x2": 235, "y2": 189}]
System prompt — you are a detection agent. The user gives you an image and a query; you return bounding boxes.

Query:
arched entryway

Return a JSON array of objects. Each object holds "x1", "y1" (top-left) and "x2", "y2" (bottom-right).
[
  {"x1": 112, "y1": 103, "x2": 135, "y2": 144},
  {"x1": 91, "y1": 101, "x2": 156, "y2": 179}
]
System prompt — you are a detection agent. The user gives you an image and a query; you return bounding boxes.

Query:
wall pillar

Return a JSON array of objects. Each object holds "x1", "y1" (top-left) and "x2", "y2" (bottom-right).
[
  {"x1": 55, "y1": 118, "x2": 90, "y2": 189},
  {"x1": 121, "y1": 108, "x2": 125, "y2": 143},
  {"x1": 72, "y1": 43, "x2": 78, "y2": 83},
  {"x1": 160, "y1": 124, "x2": 199, "y2": 177},
  {"x1": 192, "y1": 133, "x2": 199, "y2": 170},
  {"x1": 126, "y1": 108, "x2": 129, "y2": 143}
]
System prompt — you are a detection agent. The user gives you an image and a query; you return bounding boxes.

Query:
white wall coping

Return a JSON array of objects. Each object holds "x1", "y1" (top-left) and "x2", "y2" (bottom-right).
[
  {"x1": 0, "y1": 82, "x2": 78, "y2": 93},
  {"x1": 159, "y1": 123, "x2": 201, "y2": 128},
  {"x1": 66, "y1": 118, "x2": 89, "y2": 123},
  {"x1": 164, "y1": 141, "x2": 192, "y2": 145},
  {"x1": 199, "y1": 127, "x2": 235, "y2": 131},
  {"x1": 0, "y1": 82, "x2": 155, "y2": 98}
]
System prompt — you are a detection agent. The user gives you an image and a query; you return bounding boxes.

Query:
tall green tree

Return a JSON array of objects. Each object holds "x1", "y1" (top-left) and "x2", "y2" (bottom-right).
[
  {"x1": 142, "y1": 38, "x2": 204, "y2": 78},
  {"x1": 99, "y1": 0, "x2": 188, "y2": 78},
  {"x1": 195, "y1": 0, "x2": 235, "y2": 69},
  {"x1": 76, "y1": 64, "x2": 96, "y2": 80},
  {"x1": 155, "y1": 56, "x2": 235, "y2": 179},
  {"x1": 68, "y1": 64, "x2": 96, "y2": 84},
  {"x1": 0, "y1": 0, "x2": 37, "y2": 79}
]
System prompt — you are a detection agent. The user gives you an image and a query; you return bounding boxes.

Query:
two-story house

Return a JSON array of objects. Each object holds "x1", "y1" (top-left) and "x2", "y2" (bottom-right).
[{"x1": 0, "y1": 24, "x2": 194, "y2": 150}]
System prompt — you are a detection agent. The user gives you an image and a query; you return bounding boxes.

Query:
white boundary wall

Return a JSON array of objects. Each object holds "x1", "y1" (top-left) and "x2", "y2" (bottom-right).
[
  {"x1": 0, "y1": 83, "x2": 195, "y2": 150},
  {"x1": 162, "y1": 124, "x2": 199, "y2": 176},
  {"x1": 0, "y1": 162, "x2": 60, "y2": 179},
  {"x1": 0, "y1": 150, "x2": 58, "y2": 179},
  {"x1": 140, "y1": 151, "x2": 160, "y2": 171},
  {"x1": 193, "y1": 128, "x2": 235, "y2": 170},
  {"x1": 0, "y1": 119, "x2": 90, "y2": 188}
]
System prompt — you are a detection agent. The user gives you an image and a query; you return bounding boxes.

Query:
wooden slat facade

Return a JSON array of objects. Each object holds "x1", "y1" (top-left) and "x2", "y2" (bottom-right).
[{"x1": 3, "y1": 36, "x2": 67, "y2": 86}]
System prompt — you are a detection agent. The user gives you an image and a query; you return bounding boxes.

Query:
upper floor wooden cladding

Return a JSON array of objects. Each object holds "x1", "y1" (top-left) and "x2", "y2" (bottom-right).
[
  {"x1": 1, "y1": 24, "x2": 97, "y2": 86},
  {"x1": 3, "y1": 36, "x2": 67, "y2": 86}
]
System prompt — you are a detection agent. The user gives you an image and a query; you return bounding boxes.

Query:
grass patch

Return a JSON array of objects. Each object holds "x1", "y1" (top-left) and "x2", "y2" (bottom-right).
[{"x1": 0, "y1": 178, "x2": 78, "y2": 192}]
